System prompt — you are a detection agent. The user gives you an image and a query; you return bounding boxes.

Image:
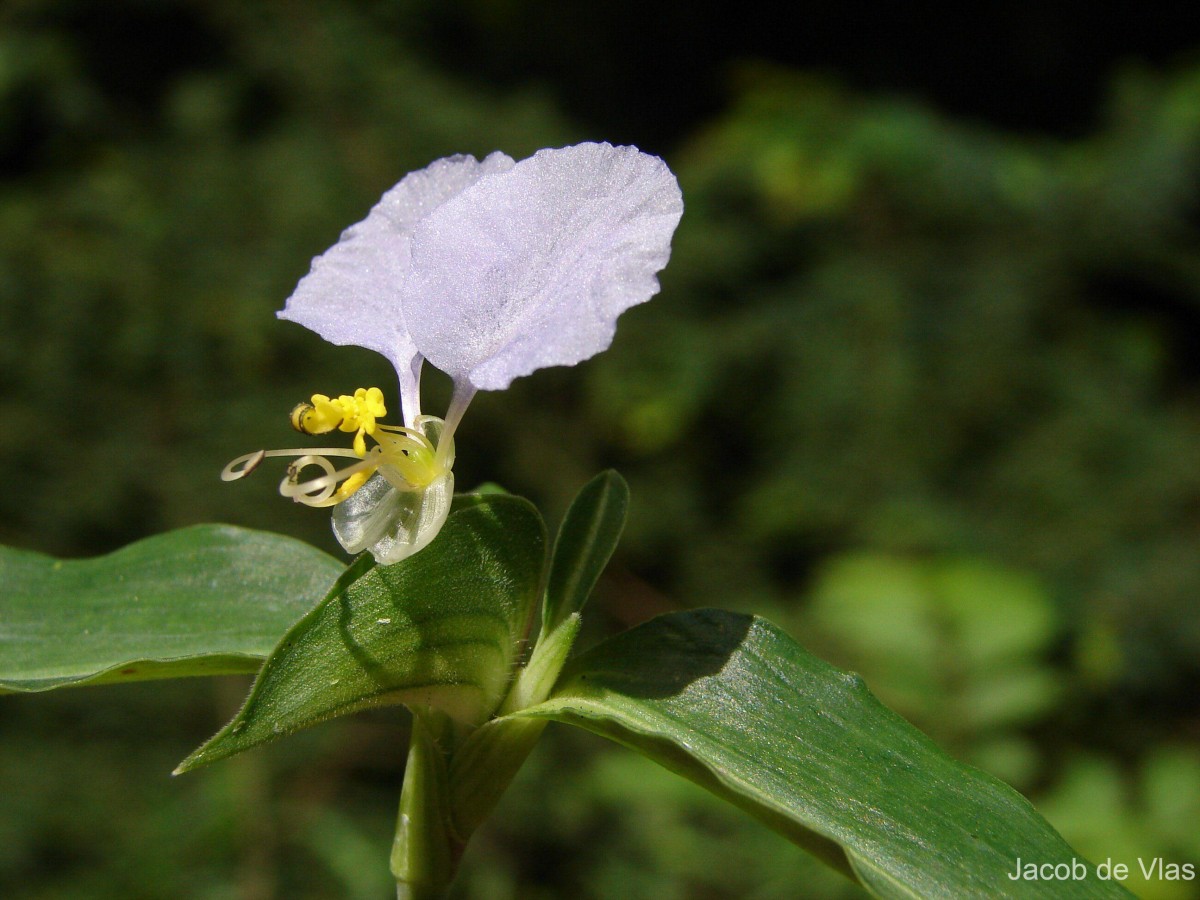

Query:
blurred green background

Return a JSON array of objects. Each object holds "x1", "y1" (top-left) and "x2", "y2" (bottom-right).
[{"x1": 3, "y1": 1, "x2": 1200, "y2": 897}]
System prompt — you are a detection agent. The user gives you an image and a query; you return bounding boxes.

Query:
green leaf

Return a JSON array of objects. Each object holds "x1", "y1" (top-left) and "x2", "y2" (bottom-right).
[
  {"x1": 0, "y1": 525, "x2": 343, "y2": 693},
  {"x1": 542, "y1": 470, "x2": 628, "y2": 633},
  {"x1": 515, "y1": 609, "x2": 1133, "y2": 899},
  {"x1": 176, "y1": 496, "x2": 546, "y2": 774}
]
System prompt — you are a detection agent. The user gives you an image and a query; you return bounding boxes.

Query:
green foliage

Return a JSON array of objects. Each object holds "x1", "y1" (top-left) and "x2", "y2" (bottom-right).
[
  {"x1": 0, "y1": 525, "x2": 341, "y2": 692},
  {"x1": 806, "y1": 554, "x2": 1061, "y2": 786},
  {"x1": 4, "y1": 1, "x2": 1200, "y2": 894},
  {"x1": 177, "y1": 496, "x2": 546, "y2": 773},
  {"x1": 542, "y1": 470, "x2": 629, "y2": 634},
  {"x1": 1038, "y1": 748, "x2": 1200, "y2": 900},
  {"x1": 586, "y1": 66, "x2": 1200, "y2": 687},
  {"x1": 519, "y1": 608, "x2": 1131, "y2": 899},
  {"x1": 4, "y1": 476, "x2": 1119, "y2": 896}
]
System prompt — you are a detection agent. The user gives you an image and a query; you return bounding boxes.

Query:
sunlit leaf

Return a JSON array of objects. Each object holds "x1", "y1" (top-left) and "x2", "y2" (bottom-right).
[
  {"x1": 515, "y1": 609, "x2": 1133, "y2": 899},
  {"x1": 543, "y1": 469, "x2": 628, "y2": 633},
  {"x1": 0, "y1": 525, "x2": 343, "y2": 693},
  {"x1": 176, "y1": 496, "x2": 546, "y2": 773}
]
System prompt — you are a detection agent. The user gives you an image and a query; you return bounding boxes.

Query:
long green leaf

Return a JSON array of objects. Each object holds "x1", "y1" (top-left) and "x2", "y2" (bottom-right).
[
  {"x1": 176, "y1": 496, "x2": 546, "y2": 773},
  {"x1": 542, "y1": 470, "x2": 628, "y2": 633},
  {"x1": 0, "y1": 525, "x2": 343, "y2": 693},
  {"x1": 514, "y1": 609, "x2": 1133, "y2": 899}
]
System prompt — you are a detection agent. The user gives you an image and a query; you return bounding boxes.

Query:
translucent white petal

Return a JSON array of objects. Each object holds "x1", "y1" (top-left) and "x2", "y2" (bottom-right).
[
  {"x1": 329, "y1": 471, "x2": 402, "y2": 554},
  {"x1": 331, "y1": 470, "x2": 455, "y2": 565},
  {"x1": 278, "y1": 151, "x2": 516, "y2": 411},
  {"x1": 401, "y1": 143, "x2": 683, "y2": 390}
]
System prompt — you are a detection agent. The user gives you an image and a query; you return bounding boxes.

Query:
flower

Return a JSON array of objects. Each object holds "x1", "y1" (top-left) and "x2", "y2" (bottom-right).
[{"x1": 224, "y1": 142, "x2": 683, "y2": 564}]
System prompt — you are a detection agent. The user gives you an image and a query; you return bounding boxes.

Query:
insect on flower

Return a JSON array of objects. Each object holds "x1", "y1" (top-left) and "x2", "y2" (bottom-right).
[{"x1": 223, "y1": 142, "x2": 683, "y2": 564}]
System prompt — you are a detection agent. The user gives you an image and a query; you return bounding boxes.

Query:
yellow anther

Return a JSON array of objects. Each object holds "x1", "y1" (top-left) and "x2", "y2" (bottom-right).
[
  {"x1": 290, "y1": 387, "x2": 387, "y2": 450},
  {"x1": 335, "y1": 387, "x2": 386, "y2": 433},
  {"x1": 291, "y1": 393, "x2": 345, "y2": 435}
]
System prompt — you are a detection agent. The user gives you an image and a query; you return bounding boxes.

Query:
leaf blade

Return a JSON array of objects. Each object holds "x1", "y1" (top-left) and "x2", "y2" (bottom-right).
[
  {"x1": 514, "y1": 609, "x2": 1133, "y2": 899},
  {"x1": 0, "y1": 525, "x2": 344, "y2": 693},
  {"x1": 543, "y1": 470, "x2": 628, "y2": 632},
  {"x1": 176, "y1": 495, "x2": 546, "y2": 773}
]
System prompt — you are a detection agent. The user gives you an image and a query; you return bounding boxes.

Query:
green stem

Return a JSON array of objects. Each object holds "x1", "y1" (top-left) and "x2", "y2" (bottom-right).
[
  {"x1": 447, "y1": 614, "x2": 581, "y2": 841},
  {"x1": 392, "y1": 617, "x2": 582, "y2": 893},
  {"x1": 392, "y1": 713, "x2": 458, "y2": 900}
]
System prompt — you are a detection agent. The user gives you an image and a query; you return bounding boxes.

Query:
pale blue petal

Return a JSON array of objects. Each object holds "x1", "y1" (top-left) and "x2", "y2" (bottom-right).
[
  {"x1": 278, "y1": 151, "x2": 515, "y2": 418},
  {"x1": 400, "y1": 143, "x2": 683, "y2": 390}
]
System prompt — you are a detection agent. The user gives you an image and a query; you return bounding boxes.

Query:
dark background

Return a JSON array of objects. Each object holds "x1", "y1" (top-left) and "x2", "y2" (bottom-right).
[{"x1": 3, "y1": 2, "x2": 1199, "y2": 897}]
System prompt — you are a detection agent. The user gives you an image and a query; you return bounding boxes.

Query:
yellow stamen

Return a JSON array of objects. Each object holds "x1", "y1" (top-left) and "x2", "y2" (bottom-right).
[
  {"x1": 374, "y1": 424, "x2": 442, "y2": 487},
  {"x1": 332, "y1": 468, "x2": 372, "y2": 503},
  {"x1": 291, "y1": 387, "x2": 387, "y2": 448},
  {"x1": 223, "y1": 388, "x2": 453, "y2": 511},
  {"x1": 292, "y1": 394, "x2": 343, "y2": 434},
  {"x1": 280, "y1": 452, "x2": 381, "y2": 507}
]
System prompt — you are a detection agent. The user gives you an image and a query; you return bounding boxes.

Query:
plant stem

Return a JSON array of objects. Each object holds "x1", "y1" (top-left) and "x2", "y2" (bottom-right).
[{"x1": 392, "y1": 713, "x2": 457, "y2": 900}]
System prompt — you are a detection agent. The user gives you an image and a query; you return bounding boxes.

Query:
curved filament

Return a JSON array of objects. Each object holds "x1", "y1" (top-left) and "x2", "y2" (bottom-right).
[{"x1": 279, "y1": 453, "x2": 382, "y2": 508}]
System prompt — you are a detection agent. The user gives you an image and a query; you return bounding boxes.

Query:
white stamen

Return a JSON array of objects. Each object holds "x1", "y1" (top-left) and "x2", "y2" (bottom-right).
[
  {"x1": 222, "y1": 450, "x2": 267, "y2": 481},
  {"x1": 279, "y1": 453, "x2": 383, "y2": 508},
  {"x1": 223, "y1": 446, "x2": 363, "y2": 480}
]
